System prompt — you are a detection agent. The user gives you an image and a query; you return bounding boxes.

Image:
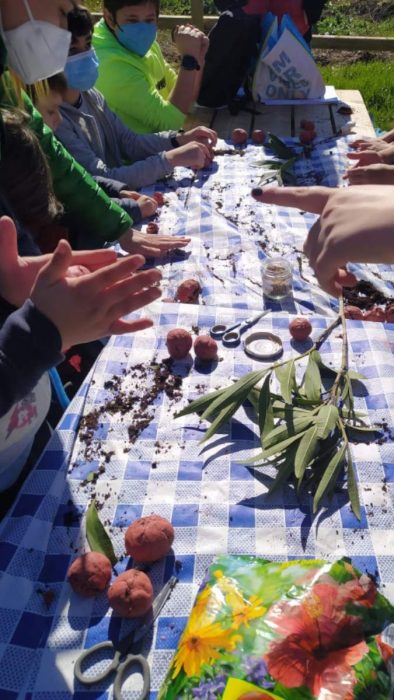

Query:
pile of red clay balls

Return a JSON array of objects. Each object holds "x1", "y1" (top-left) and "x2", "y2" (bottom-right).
[
  {"x1": 67, "y1": 514, "x2": 174, "y2": 618},
  {"x1": 345, "y1": 304, "x2": 394, "y2": 323},
  {"x1": 166, "y1": 328, "x2": 218, "y2": 361}
]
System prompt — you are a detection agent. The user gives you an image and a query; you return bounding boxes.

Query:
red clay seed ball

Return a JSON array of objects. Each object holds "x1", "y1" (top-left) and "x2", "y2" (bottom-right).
[
  {"x1": 289, "y1": 317, "x2": 312, "y2": 342},
  {"x1": 300, "y1": 119, "x2": 315, "y2": 131},
  {"x1": 146, "y1": 222, "x2": 159, "y2": 234},
  {"x1": 364, "y1": 306, "x2": 386, "y2": 322},
  {"x1": 386, "y1": 304, "x2": 394, "y2": 323},
  {"x1": 194, "y1": 335, "x2": 218, "y2": 361},
  {"x1": 252, "y1": 129, "x2": 265, "y2": 144},
  {"x1": 153, "y1": 192, "x2": 165, "y2": 206},
  {"x1": 299, "y1": 130, "x2": 316, "y2": 145},
  {"x1": 166, "y1": 328, "x2": 193, "y2": 359},
  {"x1": 107, "y1": 569, "x2": 153, "y2": 618},
  {"x1": 344, "y1": 305, "x2": 363, "y2": 320},
  {"x1": 67, "y1": 552, "x2": 112, "y2": 597},
  {"x1": 176, "y1": 278, "x2": 201, "y2": 304},
  {"x1": 125, "y1": 515, "x2": 174, "y2": 562},
  {"x1": 232, "y1": 128, "x2": 248, "y2": 145}
]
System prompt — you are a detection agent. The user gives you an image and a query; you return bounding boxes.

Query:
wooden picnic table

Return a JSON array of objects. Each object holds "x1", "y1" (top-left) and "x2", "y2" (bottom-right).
[{"x1": 186, "y1": 89, "x2": 376, "y2": 139}]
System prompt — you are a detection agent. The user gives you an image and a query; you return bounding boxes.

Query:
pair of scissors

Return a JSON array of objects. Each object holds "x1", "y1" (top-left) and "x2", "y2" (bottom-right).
[
  {"x1": 210, "y1": 311, "x2": 269, "y2": 346},
  {"x1": 74, "y1": 576, "x2": 177, "y2": 700}
]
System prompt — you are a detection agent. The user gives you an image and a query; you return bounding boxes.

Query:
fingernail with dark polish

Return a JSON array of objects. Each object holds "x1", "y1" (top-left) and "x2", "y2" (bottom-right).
[{"x1": 252, "y1": 187, "x2": 263, "y2": 197}]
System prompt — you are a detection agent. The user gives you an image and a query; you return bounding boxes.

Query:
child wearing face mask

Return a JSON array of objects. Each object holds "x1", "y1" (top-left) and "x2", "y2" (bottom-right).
[
  {"x1": 53, "y1": 6, "x2": 216, "y2": 198},
  {"x1": 0, "y1": 0, "x2": 190, "y2": 257},
  {"x1": 93, "y1": 0, "x2": 210, "y2": 133}
]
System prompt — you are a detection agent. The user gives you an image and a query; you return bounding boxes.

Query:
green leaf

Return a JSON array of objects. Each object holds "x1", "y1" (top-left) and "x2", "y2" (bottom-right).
[
  {"x1": 86, "y1": 501, "x2": 117, "y2": 565},
  {"x1": 258, "y1": 372, "x2": 274, "y2": 443},
  {"x1": 346, "y1": 448, "x2": 361, "y2": 520},
  {"x1": 303, "y1": 354, "x2": 322, "y2": 402},
  {"x1": 345, "y1": 424, "x2": 379, "y2": 438},
  {"x1": 316, "y1": 404, "x2": 339, "y2": 440},
  {"x1": 264, "y1": 414, "x2": 315, "y2": 449},
  {"x1": 175, "y1": 386, "x2": 226, "y2": 418},
  {"x1": 267, "y1": 133, "x2": 295, "y2": 159},
  {"x1": 200, "y1": 400, "x2": 239, "y2": 443},
  {"x1": 348, "y1": 369, "x2": 366, "y2": 381},
  {"x1": 267, "y1": 447, "x2": 298, "y2": 494},
  {"x1": 275, "y1": 360, "x2": 295, "y2": 405},
  {"x1": 201, "y1": 370, "x2": 266, "y2": 420},
  {"x1": 313, "y1": 442, "x2": 347, "y2": 513},
  {"x1": 261, "y1": 429, "x2": 309, "y2": 459},
  {"x1": 294, "y1": 425, "x2": 319, "y2": 482}
]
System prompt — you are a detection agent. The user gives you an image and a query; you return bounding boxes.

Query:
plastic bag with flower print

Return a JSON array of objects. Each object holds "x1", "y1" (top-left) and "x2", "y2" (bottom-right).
[{"x1": 157, "y1": 556, "x2": 394, "y2": 700}]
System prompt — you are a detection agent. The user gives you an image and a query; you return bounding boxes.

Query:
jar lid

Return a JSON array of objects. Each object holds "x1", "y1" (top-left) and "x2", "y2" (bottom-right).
[
  {"x1": 262, "y1": 256, "x2": 292, "y2": 278},
  {"x1": 244, "y1": 331, "x2": 283, "y2": 360}
]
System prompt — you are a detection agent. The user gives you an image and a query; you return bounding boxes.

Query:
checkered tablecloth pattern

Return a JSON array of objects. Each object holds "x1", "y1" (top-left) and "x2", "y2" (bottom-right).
[
  {"x1": 136, "y1": 136, "x2": 393, "y2": 316},
  {"x1": 0, "y1": 302, "x2": 393, "y2": 699}
]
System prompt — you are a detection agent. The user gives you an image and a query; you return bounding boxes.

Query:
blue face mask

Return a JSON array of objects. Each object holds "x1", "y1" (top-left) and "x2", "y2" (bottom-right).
[
  {"x1": 64, "y1": 48, "x2": 99, "y2": 92},
  {"x1": 115, "y1": 22, "x2": 157, "y2": 57}
]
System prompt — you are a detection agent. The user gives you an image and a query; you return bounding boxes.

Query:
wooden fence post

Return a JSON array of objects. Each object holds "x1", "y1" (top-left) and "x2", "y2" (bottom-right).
[{"x1": 190, "y1": 0, "x2": 205, "y2": 30}]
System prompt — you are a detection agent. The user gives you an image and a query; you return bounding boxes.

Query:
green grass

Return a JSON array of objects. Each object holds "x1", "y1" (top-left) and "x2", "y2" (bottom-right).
[{"x1": 319, "y1": 61, "x2": 394, "y2": 130}]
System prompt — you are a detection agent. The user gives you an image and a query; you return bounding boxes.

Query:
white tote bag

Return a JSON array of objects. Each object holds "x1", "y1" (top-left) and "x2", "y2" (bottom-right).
[{"x1": 252, "y1": 14, "x2": 325, "y2": 102}]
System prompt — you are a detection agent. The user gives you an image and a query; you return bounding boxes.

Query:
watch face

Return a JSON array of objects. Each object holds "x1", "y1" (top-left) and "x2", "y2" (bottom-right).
[{"x1": 181, "y1": 55, "x2": 200, "y2": 70}]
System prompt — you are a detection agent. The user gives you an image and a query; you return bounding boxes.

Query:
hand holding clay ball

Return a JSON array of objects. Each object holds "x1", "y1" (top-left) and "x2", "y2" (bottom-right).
[
  {"x1": 289, "y1": 317, "x2": 312, "y2": 342},
  {"x1": 232, "y1": 128, "x2": 248, "y2": 145},
  {"x1": 252, "y1": 129, "x2": 265, "y2": 144},
  {"x1": 108, "y1": 569, "x2": 153, "y2": 618},
  {"x1": 194, "y1": 335, "x2": 218, "y2": 361},
  {"x1": 125, "y1": 515, "x2": 174, "y2": 562},
  {"x1": 67, "y1": 551, "x2": 112, "y2": 597},
  {"x1": 176, "y1": 279, "x2": 201, "y2": 304},
  {"x1": 166, "y1": 328, "x2": 193, "y2": 359},
  {"x1": 344, "y1": 305, "x2": 363, "y2": 320}
]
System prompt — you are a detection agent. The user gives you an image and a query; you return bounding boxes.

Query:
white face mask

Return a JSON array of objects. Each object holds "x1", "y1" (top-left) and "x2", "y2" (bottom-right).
[{"x1": 0, "y1": 0, "x2": 71, "y2": 84}]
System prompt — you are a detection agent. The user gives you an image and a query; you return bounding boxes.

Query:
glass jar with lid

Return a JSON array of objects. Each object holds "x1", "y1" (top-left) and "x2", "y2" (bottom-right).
[{"x1": 261, "y1": 256, "x2": 292, "y2": 300}]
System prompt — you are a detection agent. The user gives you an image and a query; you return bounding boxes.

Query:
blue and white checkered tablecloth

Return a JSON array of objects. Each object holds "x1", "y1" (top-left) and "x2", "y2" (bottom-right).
[
  {"x1": 137, "y1": 136, "x2": 393, "y2": 316},
  {"x1": 0, "y1": 302, "x2": 393, "y2": 699}
]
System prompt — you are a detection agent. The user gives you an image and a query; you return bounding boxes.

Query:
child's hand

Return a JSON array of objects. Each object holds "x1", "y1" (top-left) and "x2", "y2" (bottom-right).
[
  {"x1": 251, "y1": 185, "x2": 394, "y2": 297},
  {"x1": 165, "y1": 141, "x2": 213, "y2": 170},
  {"x1": 178, "y1": 126, "x2": 217, "y2": 148},
  {"x1": 0, "y1": 216, "x2": 118, "y2": 308},
  {"x1": 118, "y1": 229, "x2": 190, "y2": 257},
  {"x1": 347, "y1": 150, "x2": 383, "y2": 166},
  {"x1": 349, "y1": 137, "x2": 389, "y2": 153},
  {"x1": 345, "y1": 163, "x2": 394, "y2": 186},
  {"x1": 120, "y1": 191, "x2": 158, "y2": 219},
  {"x1": 174, "y1": 24, "x2": 206, "y2": 60},
  {"x1": 31, "y1": 239, "x2": 162, "y2": 350}
]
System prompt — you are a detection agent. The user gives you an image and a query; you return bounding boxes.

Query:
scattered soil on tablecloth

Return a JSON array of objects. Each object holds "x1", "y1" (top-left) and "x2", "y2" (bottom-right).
[
  {"x1": 343, "y1": 280, "x2": 393, "y2": 311},
  {"x1": 75, "y1": 359, "x2": 184, "y2": 474}
]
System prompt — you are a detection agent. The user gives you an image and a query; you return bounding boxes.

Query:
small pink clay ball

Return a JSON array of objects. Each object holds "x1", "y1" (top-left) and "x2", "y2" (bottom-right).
[
  {"x1": 364, "y1": 306, "x2": 386, "y2": 322},
  {"x1": 232, "y1": 128, "x2": 248, "y2": 145},
  {"x1": 166, "y1": 328, "x2": 193, "y2": 359},
  {"x1": 299, "y1": 130, "x2": 316, "y2": 145},
  {"x1": 194, "y1": 335, "x2": 218, "y2": 361},
  {"x1": 176, "y1": 279, "x2": 201, "y2": 303},
  {"x1": 125, "y1": 515, "x2": 175, "y2": 562},
  {"x1": 107, "y1": 569, "x2": 153, "y2": 618},
  {"x1": 386, "y1": 304, "x2": 394, "y2": 323},
  {"x1": 344, "y1": 305, "x2": 363, "y2": 320},
  {"x1": 67, "y1": 551, "x2": 112, "y2": 597},
  {"x1": 289, "y1": 317, "x2": 312, "y2": 342},
  {"x1": 252, "y1": 129, "x2": 265, "y2": 144}
]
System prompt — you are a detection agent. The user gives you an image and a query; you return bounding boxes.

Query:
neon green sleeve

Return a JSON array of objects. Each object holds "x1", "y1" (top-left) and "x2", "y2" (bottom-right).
[{"x1": 98, "y1": 57, "x2": 185, "y2": 133}]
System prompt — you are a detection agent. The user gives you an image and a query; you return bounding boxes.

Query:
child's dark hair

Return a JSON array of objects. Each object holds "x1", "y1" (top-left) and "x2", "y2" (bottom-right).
[
  {"x1": 0, "y1": 109, "x2": 63, "y2": 229},
  {"x1": 30, "y1": 73, "x2": 68, "y2": 106},
  {"x1": 67, "y1": 4, "x2": 94, "y2": 36},
  {"x1": 104, "y1": 0, "x2": 160, "y2": 17}
]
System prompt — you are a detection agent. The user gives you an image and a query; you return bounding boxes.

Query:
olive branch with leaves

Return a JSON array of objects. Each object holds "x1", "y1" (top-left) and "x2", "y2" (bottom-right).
[{"x1": 176, "y1": 300, "x2": 378, "y2": 519}]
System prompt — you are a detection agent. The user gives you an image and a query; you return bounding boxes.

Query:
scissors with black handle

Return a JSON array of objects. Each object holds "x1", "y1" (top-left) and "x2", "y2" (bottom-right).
[
  {"x1": 210, "y1": 311, "x2": 269, "y2": 346},
  {"x1": 74, "y1": 575, "x2": 177, "y2": 700}
]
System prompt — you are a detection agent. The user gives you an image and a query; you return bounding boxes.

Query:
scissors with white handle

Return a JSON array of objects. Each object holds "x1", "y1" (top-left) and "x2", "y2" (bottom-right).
[{"x1": 210, "y1": 311, "x2": 269, "y2": 346}]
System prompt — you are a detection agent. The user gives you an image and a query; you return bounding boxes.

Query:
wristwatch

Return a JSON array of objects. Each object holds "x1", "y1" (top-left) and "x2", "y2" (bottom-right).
[
  {"x1": 180, "y1": 55, "x2": 201, "y2": 71},
  {"x1": 170, "y1": 129, "x2": 185, "y2": 148}
]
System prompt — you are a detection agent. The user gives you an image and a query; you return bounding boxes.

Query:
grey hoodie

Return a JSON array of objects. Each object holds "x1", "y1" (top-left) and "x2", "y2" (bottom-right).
[{"x1": 56, "y1": 88, "x2": 177, "y2": 189}]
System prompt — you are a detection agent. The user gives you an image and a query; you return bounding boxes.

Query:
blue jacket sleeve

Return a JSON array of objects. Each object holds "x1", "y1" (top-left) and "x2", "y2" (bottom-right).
[{"x1": 0, "y1": 299, "x2": 63, "y2": 417}]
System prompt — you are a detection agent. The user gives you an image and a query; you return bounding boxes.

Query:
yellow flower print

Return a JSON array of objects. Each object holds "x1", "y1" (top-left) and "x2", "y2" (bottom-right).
[
  {"x1": 172, "y1": 618, "x2": 241, "y2": 678},
  {"x1": 231, "y1": 594, "x2": 266, "y2": 629}
]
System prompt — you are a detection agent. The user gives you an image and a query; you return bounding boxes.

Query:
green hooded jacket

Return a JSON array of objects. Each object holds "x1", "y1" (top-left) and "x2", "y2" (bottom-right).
[
  {"x1": 0, "y1": 39, "x2": 132, "y2": 243},
  {"x1": 93, "y1": 19, "x2": 184, "y2": 134}
]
